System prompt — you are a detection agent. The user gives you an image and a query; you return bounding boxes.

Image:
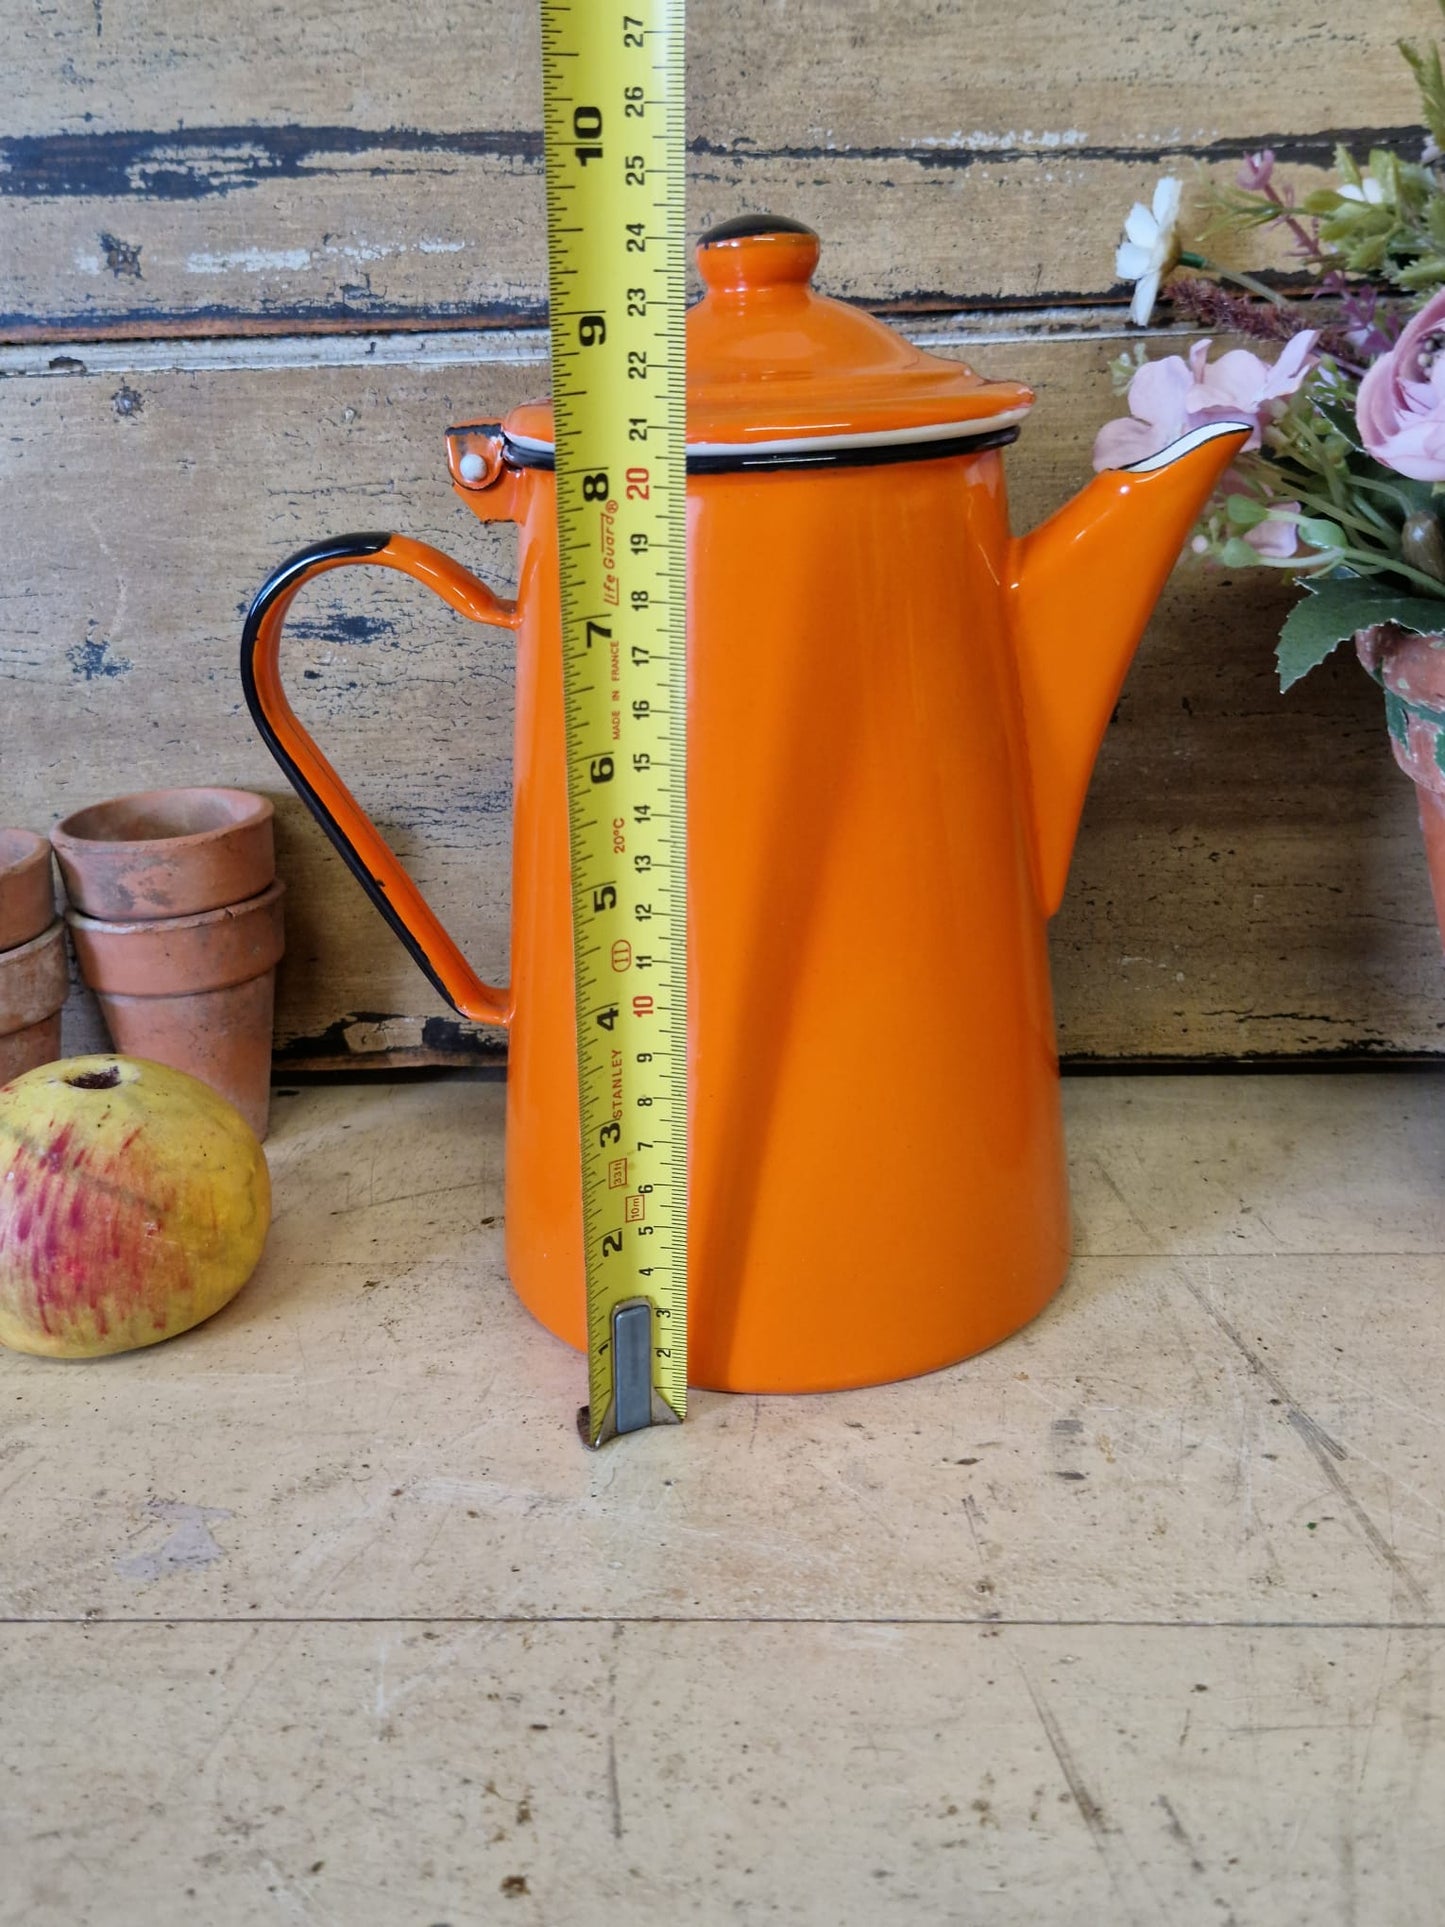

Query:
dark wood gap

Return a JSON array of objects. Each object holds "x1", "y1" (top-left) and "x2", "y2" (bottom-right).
[
  {"x1": 0, "y1": 273, "x2": 1347, "y2": 351},
  {"x1": 0, "y1": 119, "x2": 1409, "y2": 202},
  {"x1": 266, "y1": 1048, "x2": 1445, "y2": 1082}
]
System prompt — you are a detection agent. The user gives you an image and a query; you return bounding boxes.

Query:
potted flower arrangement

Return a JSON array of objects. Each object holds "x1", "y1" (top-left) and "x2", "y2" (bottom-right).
[{"x1": 1097, "y1": 6, "x2": 1445, "y2": 947}]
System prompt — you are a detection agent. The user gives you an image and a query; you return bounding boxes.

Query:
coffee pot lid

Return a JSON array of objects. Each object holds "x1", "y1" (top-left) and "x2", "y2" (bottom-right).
[{"x1": 502, "y1": 215, "x2": 1034, "y2": 466}]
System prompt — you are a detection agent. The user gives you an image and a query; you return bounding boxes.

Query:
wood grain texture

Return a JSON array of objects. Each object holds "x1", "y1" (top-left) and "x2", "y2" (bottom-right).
[
  {"x1": 0, "y1": 0, "x2": 1436, "y2": 333},
  {"x1": 2, "y1": 326, "x2": 1439, "y2": 1065}
]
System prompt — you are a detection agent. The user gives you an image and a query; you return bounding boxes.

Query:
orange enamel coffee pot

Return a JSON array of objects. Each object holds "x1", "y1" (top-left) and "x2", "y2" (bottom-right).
[{"x1": 242, "y1": 216, "x2": 1248, "y2": 1394}]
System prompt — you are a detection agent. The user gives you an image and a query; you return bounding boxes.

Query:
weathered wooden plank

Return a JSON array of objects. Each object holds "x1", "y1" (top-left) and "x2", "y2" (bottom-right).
[
  {"x1": 1, "y1": 325, "x2": 1439, "y2": 1064},
  {"x1": 1, "y1": 0, "x2": 1436, "y2": 333},
  {"x1": 7, "y1": 0, "x2": 1423, "y2": 142}
]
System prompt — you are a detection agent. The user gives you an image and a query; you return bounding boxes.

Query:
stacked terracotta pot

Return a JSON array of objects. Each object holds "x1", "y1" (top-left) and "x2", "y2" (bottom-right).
[
  {"x1": 52, "y1": 790, "x2": 285, "y2": 1139},
  {"x1": 0, "y1": 832, "x2": 68, "y2": 1083}
]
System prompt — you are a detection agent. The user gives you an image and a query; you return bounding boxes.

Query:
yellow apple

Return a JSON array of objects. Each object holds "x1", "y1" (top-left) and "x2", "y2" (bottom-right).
[{"x1": 0, "y1": 1055, "x2": 271, "y2": 1358}]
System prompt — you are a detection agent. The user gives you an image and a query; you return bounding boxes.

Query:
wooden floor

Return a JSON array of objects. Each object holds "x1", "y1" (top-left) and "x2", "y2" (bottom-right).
[{"x1": 2, "y1": 1071, "x2": 1444, "y2": 1925}]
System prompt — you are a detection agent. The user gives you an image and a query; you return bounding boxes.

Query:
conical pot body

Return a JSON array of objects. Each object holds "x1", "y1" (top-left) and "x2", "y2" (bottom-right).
[
  {"x1": 67, "y1": 882, "x2": 285, "y2": 1139},
  {"x1": 0, "y1": 920, "x2": 68, "y2": 1085}
]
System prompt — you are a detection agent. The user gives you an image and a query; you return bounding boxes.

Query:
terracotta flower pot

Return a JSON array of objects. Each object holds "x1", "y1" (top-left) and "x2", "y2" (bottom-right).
[
  {"x1": 1358, "y1": 624, "x2": 1445, "y2": 949},
  {"x1": 0, "y1": 921, "x2": 69, "y2": 1085},
  {"x1": 0, "y1": 830, "x2": 56, "y2": 953},
  {"x1": 66, "y1": 880, "x2": 285, "y2": 1138},
  {"x1": 52, "y1": 788, "x2": 275, "y2": 921}
]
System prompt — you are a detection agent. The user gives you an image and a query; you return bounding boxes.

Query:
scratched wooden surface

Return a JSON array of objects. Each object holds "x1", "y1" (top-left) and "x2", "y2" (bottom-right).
[
  {"x1": 3, "y1": 0, "x2": 1444, "y2": 1064},
  {"x1": 2, "y1": 1073, "x2": 1442, "y2": 1923},
  {"x1": 0, "y1": 0, "x2": 1434, "y2": 333}
]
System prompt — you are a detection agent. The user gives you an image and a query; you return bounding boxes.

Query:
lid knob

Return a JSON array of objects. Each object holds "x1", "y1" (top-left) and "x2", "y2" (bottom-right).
[{"x1": 696, "y1": 214, "x2": 820, "y2": 295}]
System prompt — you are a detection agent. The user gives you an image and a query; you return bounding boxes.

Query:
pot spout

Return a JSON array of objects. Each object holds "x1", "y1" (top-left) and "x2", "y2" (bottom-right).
[{"x1": 1008, "y1": 420, "x2": 1252, "y2": 915}]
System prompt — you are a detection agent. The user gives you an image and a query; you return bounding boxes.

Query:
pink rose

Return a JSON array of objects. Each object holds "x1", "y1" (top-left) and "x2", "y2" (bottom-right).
[{"x1": 1356, "y1": 287, "x2": 1445, "y2": 480}]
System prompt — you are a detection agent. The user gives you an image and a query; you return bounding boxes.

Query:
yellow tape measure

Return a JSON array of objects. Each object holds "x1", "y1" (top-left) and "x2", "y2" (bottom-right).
[{"x1": 541, "y1": 0, "x2": 688, "y2": 1446}]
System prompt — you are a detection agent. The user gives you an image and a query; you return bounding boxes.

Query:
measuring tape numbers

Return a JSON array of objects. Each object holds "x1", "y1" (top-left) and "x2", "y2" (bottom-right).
[{"x1": 540, "y1": 0, "x2": 689, "y2": 1446}]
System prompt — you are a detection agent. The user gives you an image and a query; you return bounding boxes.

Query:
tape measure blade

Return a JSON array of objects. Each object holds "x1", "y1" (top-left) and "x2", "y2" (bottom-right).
[{"x1": 541, "y1": 0, "x2": 688, "y2": 1447}]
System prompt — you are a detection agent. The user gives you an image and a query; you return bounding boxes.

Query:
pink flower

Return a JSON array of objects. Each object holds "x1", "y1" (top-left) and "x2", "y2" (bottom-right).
[
  {"x1": 1091, "y1": 333, "x2": 1318, "y2": 470},
  {"x1": 1186, "y1": 331, "x2": 1318, "y2": 450},
  {"x1": 1244, "y1": 504, "x2": 1300, "y2": 557},
  {"x1": 1091, "y1": 356, "x2": 1196, "y2": 468},
  {"x1": 1356, "y1": 287, "x2": 1445, "y2": 480},
  {"x1": 1237, "y1": 150, "x2": 1275, "y2": 192}
]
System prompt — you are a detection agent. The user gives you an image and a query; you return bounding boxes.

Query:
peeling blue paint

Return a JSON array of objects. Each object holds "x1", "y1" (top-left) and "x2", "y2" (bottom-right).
[
  {"x1": 68, "y1": 631, "x2": 132, "y2": 680},
  {"x1": 288, "y1": 612, "x2": 398, "y2": 646},
  {"x1": 98, "y1": 231, "x2": 142, "y2": 277},
  {"x1": 0, "y1": 124, "x2": 542, "y2": 201}
]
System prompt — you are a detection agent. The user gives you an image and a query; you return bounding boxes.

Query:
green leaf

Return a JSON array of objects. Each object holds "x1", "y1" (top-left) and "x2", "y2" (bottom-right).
[
  {"x1": 1334, "y1": 144, "x2": 1364, "y2": 189},
  {"x1": 1297, "y1": 517, "x2": 1347, "y2": 551},
  {"x1": 1369, "y1": 149, "x2": 1402, "y2": 204},
  {"x1": 1396, "y1": 255, "x2": 1445, "y2": 292},
  {"x1": 1220, "y1": 537, "x2": 1263, "y2": 569},
  {"x1": 1315, "y1": 394, "x2": 1365, "y2": 451},
  {"x1": 1400, "y1": 32, "x2": 1445, "y2": 150},
  {"x1": 1276, "y1": 578, "x2": 1445, "y2": 692},
  {"x1": 1224, "y1": 494, "x2": 1268, "y2": 529}
]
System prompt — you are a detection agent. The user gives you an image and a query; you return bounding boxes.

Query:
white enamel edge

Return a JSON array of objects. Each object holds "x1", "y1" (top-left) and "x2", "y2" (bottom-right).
[
  {"x1": 503, "y1": 407, "x2": 1033, "y2": 459},
  {"x1": 1116, "y1": 418, "x2": 1254, "y2": 474}
]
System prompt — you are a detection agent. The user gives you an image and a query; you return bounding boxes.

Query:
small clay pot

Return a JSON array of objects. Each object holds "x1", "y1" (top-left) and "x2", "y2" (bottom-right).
[
  {"x1": 67, "y1": 880, "x2": 285, "y2": 1138},
  {"x1": 52, "y1": 788, "x2": 275, "y2": 921},
  {"x1": 0, "y1": 830, "x2": 56, "y2": 953},
  {"x1": 0, "y1": 920, "x2": 69, "y2": 1085}
]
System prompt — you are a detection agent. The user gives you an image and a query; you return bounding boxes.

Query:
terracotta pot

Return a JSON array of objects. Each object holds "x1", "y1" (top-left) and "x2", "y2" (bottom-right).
[
  {"x1": 1418, "y1": 789, "x2": 1445, "y2": 943},
  {"x1": 52, "y1": 788, "x2": 274, "y2": 921},
  {"x1": 1358, "y1": 624, "x2": 1445, "y2": 951},
  {"x1": 0, "y1": 920, "x2": 69, "y2": 1085},
  {"x1": 67, "y1": 880, "x2": 285, "y2": 1138},
  {"x1": 0, "y1": 830, "x2": 56, "y2": 953}
]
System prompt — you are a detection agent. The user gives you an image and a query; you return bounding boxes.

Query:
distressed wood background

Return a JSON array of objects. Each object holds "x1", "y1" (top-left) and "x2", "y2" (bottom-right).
[{"x1": 2, "y1": 0, "x2": 1442, "y2": 1066}]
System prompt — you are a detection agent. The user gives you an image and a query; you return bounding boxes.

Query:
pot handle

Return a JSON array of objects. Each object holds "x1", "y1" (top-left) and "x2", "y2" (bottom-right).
[{"x1": 240, "y1": 531, "x2": 520, "y2": 1026}]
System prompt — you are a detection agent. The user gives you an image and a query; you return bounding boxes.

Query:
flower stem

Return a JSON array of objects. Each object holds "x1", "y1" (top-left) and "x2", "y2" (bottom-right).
[
  {"x1": 1288, "y1": 491, "x2": 1387, "y2": 543},
  {"x1": 1339, "y1": 472, "x2": 1422, "y2": 517},
  {"x1": 1329, "y1": 549, "x2": 1445, "y2": 596},
  {"x1": 1211, "y1": 264, "x2": 1291, "y2": 307}
]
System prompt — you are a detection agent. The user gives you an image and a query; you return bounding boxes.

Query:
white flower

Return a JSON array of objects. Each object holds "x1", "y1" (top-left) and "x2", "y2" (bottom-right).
[
  {"x1": 1116, "y1": 177, "x2": 1183, "y2": 326},
  {"x1": 1338, "y1": 174, "x2": 1386, "y2": 205}
]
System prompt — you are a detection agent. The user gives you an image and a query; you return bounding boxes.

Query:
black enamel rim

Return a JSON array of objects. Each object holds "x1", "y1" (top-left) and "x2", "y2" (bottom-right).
[
  {"x1": 495, "y1": 424, "x2": 1021, "y2": 475},
  {"x1": 698, "y1": 213, "x2": 819, "y2": 246}
]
